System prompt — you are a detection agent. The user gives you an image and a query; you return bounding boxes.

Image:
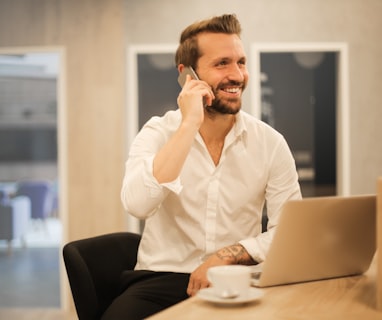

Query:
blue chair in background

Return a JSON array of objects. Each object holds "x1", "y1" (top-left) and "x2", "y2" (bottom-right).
[
  {"x1": 0, "y1": 189, "x2": 31, "y2": 254},
  {"x1": 15, "y1": 180, "x2": 53, "y2": 222}
]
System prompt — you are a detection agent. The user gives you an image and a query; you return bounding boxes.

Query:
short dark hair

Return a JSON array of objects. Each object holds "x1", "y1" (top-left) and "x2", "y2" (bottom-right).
[{"x1": 175, "y1": 14, "x2": 242, "y2": 69}]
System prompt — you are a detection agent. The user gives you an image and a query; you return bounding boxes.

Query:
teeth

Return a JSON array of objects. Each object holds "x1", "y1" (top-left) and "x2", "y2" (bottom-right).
[{"x1": 224, "y1": 88, "x2": 240, "y2": 93}]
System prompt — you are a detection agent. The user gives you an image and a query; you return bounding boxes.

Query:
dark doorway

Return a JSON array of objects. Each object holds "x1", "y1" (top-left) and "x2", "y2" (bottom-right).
[{"x1": 260, "y1": 52, "x2": 337, "y2": 197}]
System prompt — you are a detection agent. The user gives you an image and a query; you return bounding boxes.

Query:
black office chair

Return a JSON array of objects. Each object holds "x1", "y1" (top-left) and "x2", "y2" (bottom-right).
[{"x1": 63, "y1": 232, "x2": 141, "y2": 320}]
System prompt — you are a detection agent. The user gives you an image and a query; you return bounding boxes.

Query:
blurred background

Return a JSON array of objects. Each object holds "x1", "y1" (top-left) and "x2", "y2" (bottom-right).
[{"x1": 0, "y1": 0, "x2": 381, "y2": 318}]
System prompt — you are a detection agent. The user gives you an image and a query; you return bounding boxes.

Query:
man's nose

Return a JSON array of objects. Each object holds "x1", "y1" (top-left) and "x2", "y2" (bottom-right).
[{"x1": 227, "y1": 64, "x2": 246, "y2": 82}]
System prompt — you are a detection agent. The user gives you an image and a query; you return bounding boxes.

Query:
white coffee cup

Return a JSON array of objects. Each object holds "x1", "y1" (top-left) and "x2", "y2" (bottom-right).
[{"x1": 207, "y1": 265, "x2": 251, "y2": 299}]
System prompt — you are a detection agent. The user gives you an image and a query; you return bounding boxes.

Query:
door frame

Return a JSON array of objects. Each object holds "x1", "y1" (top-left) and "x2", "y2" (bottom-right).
[
  {"x1": 0, "y1": 46, "x2": 68, "y2": 310},
  {"x1": 250, "y1": 42, "x2": 350, "y2": 196}
]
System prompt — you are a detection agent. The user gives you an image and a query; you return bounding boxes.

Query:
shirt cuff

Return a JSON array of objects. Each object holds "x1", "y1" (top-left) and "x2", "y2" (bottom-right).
[
  {"x1": 239, "y1": 238, "x2": 265, "y2": 264},
  {"x1": 144, "y1": 155, "x2": 183, "y2": 196}
]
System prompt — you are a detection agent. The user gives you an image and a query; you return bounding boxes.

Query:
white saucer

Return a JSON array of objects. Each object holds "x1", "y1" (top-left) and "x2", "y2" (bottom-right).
[{"x1": 196, "y1": 287, "x2": 264, "y2": 306}]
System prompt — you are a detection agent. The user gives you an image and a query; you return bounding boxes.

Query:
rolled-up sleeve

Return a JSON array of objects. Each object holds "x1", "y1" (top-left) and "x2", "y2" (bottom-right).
[{"x1": 121, "y1": 116, "x2": 183, "y2": 219}]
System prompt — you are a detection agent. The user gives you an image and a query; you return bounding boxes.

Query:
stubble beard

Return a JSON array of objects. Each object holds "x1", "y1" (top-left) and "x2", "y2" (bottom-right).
[
  {"x1": 205, "y1": 98, "x2": 241, "y2": 115},
  {"x1": 205, "y1": 81, "x2": 245, "y2": 116}
]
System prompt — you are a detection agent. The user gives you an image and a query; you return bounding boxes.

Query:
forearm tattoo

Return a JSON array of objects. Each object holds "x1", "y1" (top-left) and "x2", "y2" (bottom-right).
[{"x1": 216, "y1": 244, "x2": 256, "y2": 265}]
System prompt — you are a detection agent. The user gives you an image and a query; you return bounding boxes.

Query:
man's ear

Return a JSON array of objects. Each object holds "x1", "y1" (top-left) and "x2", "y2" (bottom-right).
[{"x1": 178, "y1": 64, "x2": 185, "y2": 74}]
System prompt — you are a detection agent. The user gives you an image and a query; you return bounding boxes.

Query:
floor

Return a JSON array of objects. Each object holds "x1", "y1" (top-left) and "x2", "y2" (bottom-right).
[
  {"x1": 0, "y1": 247, "x2": 61, "y2": 308},
  {"x1": 0, "y1": 218, "x2": 62, "y2": 308},
  {"x1": 0, "y1": 308, "x2": 76, "y2": 320}
]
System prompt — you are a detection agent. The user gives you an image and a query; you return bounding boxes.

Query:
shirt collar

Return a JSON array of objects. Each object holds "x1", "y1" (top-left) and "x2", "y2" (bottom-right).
[
  {"x1": 233, "y1": 111, "x2": 248, "y2": 145},
  {"x1": 192, "y1": 110, "x2": 248, "y2": 146}
]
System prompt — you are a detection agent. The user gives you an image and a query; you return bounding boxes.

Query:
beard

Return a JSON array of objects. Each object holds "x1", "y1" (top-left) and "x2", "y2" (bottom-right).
[
  {"x1": 205, "y1": 96, "x2": 241, "y2": 115},
  {"x1": 205, "y1": 81, "x2": 245, "y2": 115}
]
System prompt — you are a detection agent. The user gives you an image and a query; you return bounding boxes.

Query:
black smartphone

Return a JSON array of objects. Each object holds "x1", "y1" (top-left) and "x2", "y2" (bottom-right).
[{"x1": 177, "y1": 66, "x2": 199, "y2": 87}]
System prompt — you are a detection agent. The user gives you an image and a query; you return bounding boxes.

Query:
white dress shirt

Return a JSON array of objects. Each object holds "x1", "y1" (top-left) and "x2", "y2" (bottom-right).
[{"x1": 121, "y1": 109, "x2": 301, "y2": 273}]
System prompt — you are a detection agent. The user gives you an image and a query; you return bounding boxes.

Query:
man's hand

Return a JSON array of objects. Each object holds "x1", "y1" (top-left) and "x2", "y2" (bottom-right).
[
  {"x1": 153, "y1": 74, "x2": 214, "y2": 184},
  {"x1": 177, "y1": 74, "x2": 215, "y2": 129},
  {"x1": 187, "y1": 243, "x2": 255, "y2": 296}
]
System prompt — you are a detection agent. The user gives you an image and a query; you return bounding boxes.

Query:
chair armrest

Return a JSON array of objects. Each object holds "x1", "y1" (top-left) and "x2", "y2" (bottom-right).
[{"x1": 63, "y1": 232, "x2": 141, "y2": 320}]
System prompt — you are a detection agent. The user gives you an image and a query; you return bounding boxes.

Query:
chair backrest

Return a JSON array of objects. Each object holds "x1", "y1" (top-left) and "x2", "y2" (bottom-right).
[
  {"x1": 0, "y1": 196, "x2": 31, "y2": 240},
  {"x1": 0, "y1": 190, "x2": 5, "y2": 198},
  {"x1": 377, "y1": 177, "x2": 382, "y2": 310},
  {"x1": 16, "y1": 181, "x2": 52, "y2": 219},
  {"x1": 63, "y1": 232, "x2": 141, "y2": 320}
]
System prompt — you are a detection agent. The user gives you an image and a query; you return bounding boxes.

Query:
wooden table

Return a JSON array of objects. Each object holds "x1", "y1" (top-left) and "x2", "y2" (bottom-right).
[{"x1": 148, "y1": 255, "x2": 381, "y2": 320}]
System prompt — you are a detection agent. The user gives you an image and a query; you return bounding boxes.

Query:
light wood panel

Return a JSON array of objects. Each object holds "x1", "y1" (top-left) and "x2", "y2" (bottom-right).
[
  {"x1": 0, "y1": 0, "x2": 127, "y2": 313},
  {"x1": 0, "y1": 0, "x2": 127, "y2": 236}
]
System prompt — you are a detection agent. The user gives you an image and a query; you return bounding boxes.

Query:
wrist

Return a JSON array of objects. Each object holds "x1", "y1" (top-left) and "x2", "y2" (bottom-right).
[{"x1": 179, "y1": 119, "x2": 202, "y2": 133}]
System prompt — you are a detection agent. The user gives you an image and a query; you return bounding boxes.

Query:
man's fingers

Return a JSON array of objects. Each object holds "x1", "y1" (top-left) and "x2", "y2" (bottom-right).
[{"x1": 187, "y1": 274, "x2": 211, "y2": 296}]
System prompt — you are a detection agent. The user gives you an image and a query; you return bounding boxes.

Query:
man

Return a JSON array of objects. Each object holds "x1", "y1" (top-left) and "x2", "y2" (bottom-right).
[{"x1": 105, "y1": 14, "x2": 301, "y2": 320}]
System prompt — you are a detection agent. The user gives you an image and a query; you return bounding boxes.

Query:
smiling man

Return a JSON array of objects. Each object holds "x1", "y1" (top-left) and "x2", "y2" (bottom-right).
[{"x1": 108, "y1": 14, "x2": 301, "y2": 320}]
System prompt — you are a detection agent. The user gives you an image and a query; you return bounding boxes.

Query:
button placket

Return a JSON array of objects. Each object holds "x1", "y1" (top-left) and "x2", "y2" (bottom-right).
[{"x1": 204, "y1": 170, "x2": 221, "y2": 254}]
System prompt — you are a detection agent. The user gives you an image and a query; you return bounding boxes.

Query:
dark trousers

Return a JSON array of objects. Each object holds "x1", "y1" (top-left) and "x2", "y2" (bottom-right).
[{"x1": 101, "y1": 270, "x2": 190, "y2": 320}]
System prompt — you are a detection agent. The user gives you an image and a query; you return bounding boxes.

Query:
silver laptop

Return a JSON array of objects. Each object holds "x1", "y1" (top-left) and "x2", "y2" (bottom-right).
[{"x1": 251, "y1": 194, "x2": 376, "y2": 287}]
